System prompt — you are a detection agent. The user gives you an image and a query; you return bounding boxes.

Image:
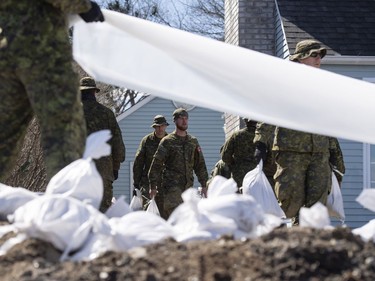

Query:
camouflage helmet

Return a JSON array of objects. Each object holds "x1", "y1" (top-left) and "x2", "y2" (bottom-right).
[
  {"x1": 173, "y1": 108, "x2": 189, "y2": 120},
  {"x1": 289, "y1": 40, "x2": 327, "y2": 62},
  {"x1": 151, "y1": 115, "x2": 169, "y2": 128},
  {"x1": 79, "y1": 77, "x2": 100, "y2": 92}
]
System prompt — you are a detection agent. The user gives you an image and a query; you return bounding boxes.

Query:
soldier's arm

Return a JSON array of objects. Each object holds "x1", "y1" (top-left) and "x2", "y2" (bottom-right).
[
  {"x1": 329, "y1": 137, "x2": 346, "y2": 183},
  {"x1": 148, "y1": 142, "x2": 168, "y2": 190},
  {"x1": 194, "y1": 141, "x2": 209, "y2": 189},
  {"x1": 221, "y1": 136, "x2": 235, "y2": 168},
  {"x1": 133, "y1": 137, "x2": 147, "y2": 188},
  {"x1": 253, "y1": 122, "x2": 276, "y2": 163},
  {"x1": 110, "y1": 114, "x2": 126, "y2": 171}
]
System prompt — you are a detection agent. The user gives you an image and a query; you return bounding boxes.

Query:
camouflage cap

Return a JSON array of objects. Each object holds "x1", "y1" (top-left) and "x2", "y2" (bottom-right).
[
  {"x1": 289, "y1": 40, "x2": 327, "y2": 62},
  {"x1": 80, "y1": 77, "x2": 100, "y2": 92},
  {"x1": 151, "y1": 115, "x2": 169, "y2": 127},
  {"x1": 173, "y1": 108, "x2": 189, "y2": 120}
]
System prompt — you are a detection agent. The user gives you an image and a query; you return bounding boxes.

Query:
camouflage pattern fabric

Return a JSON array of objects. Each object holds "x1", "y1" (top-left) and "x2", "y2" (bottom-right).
[
  {"x1": 100, "y1": 179, "x2": 114, "y2": 213},
  {"x1": 221, "y1": 125, "x2": 258, "y2": 188},
  {"x1": 274, "y1": 151, "x2": 331, "y2": 218},
  {"x1": 163, "y1": 186, "x2": 184, "y2": 219},
  {"x1": 254, "y1": 123, "x2": 330, "y2": 152},
  {"x1": 329, "y1": 137, "x2": 345, "y2": 185},
  {"x1": 254, "y1": 122, "x2": 277, "y2": 188},
  {"x1": 82, "y1": 95, "x2": 125, "y2": 212},
  {"x1": 148, "y1": 131, "x2": 208, "y2": 219},
  {"x1": 0, "y1": 0, "x2": 91, "y2": 181},
  {"x1": 206, "y1": 160, "x2": 231, "y2": 187},
  {"x1": 255, "y1": 123, "x2": 331, "y2": 222},
  {"x1": 133, "y1": 131, "x2": 167, "y2": 216}
]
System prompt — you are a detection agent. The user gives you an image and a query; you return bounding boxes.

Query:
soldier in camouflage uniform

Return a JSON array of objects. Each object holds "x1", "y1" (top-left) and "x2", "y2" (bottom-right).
[
  {"x1": 0, "y1": 0, "x2": 104, "y2": 182},
  {"x1": 254, "y1": 40, "x2": 332, "y2": 224},
  {"x1": 80, "y1": 77, "x2": 125, "y2": 212},
  {"x1": 133, "y1": 115, "x2": 169, "y2": 217},
  {"x1": 221, "y1": 118, "x2": 258, "y2": 191},
  {"x1": 148, "y1": 108, "x2": 208, "y2": 219}
]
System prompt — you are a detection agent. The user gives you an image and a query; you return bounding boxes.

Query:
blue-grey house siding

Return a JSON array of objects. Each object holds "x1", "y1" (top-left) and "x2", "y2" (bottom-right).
[
  {"x1": 113, "y1": 96, "x2": 225, "y2": 202},
  {"x1": 321, "y1": 63, "x2": 375, "y2": 228}
]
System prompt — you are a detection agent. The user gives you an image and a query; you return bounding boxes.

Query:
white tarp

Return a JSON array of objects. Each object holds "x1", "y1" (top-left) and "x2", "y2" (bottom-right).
[{"x1": 73, "y1": 9, "x2": 375, "y2": 144}]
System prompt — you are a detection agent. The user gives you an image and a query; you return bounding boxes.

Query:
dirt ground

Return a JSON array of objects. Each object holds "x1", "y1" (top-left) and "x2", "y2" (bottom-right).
[{"x1": 0, "y1": 221, "x2": 374, "y2": 281}]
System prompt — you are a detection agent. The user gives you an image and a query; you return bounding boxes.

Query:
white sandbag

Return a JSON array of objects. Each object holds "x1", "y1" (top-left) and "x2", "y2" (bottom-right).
[
  {"x1": 299, "y1": 202, "x2": 331, "y2": 229},
  {"x1": 105, "y1": 195, "x2": 131, "y2": 218},
  {"x1": 356, "y1": 188, "x2": 375, "y2": 213},
  {"x1": 242, "y1": 161, "x2": 286, "y2": 218},
  {"x1": 207, "y1": 176, "x2": 237, "y2": 198},
  {"x1": 45, "y1": 130, "x2": 111, "y2": 209},
  {"x1": 64, "y1": 212, "x2": 113, "y2": 262},
  {"x1": 109, "y1": 211, "x2": 173, "y2": 251},
  {"x1": 68, "y1": 232, "x2": 114, "y2": 261},
  {"x1": 8, "y1": 195, "x2": 95, "y2": 253},
  {"x1": 129, "y1": 188, "x2": 143, "y2": 211},
  {"x1": 0, "y1": 184, "x2": 38, "y2": 219},
  {"x1": 198, "y1": 193, "x2": 265, "y2": 233},
  {"x1": 168, "y1": 189, "x2": 238, "y2": 242},
  {"x1": 352, "y1": 219, "x2": 375, "y2": 242},
  {"x1": 327, "y1": 172, "x2": 345, "y2": 221},
  {"x1": 146, "y1": 199, "x2": 160, "y2": 216}
]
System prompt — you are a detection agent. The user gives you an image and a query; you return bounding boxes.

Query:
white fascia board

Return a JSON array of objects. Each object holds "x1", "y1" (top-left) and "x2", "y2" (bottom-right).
[{"x1": 322, "y1": 56, "x2": 375, "y2": 65}]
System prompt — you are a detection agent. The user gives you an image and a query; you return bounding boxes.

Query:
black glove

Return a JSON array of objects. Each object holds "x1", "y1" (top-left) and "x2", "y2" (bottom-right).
[
  {"x1": 113, "y1": 170, "x2": 118, "y2": 180},
  {"x1": 79, "y1": 1, "x2": 105, "y2": 23},
  {"x1": 254, "y1": 142, "x2": 267, "y2": 164},
  {"x1": 133, "y1": 185, "x2": 139, "y2": 197}
]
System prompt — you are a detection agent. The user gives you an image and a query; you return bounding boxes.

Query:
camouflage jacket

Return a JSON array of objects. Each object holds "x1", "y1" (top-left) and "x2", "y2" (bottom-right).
[
  {"x1": 148, "y1": 131, "x2": 208, "y2": 190},
  {"x1": 82, "y1": 95, "x2": 125, "y2": 181},
  {"x1": 221, "y1": 125, "x2": 258, "y2": 186},
  {"x1": 133, "y1": 132, "x2": 167, "y2": 188},
  {"x1": 0, "y1": 0, "x2": 91, "y2": 68},
  {"x1": 254, "y1": 123, "x2": 330, "y2": 153}
]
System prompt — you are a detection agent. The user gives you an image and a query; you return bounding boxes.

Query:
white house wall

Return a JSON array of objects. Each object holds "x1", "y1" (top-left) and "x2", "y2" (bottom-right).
[{"x1": 113, "y1": 96, "x2": 225, "y2": 202}]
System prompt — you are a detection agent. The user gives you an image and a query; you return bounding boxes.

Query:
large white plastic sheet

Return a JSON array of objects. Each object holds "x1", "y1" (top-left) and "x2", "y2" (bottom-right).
[{"x1": 73, "y1": 9, "x2": 375, "y2": 144}]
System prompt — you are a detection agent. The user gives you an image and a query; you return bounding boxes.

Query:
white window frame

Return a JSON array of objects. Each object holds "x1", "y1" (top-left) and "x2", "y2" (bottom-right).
[
  {"x1": 363, "y1": 78, "x2": 375, "y2": 188},
  {"x1": 129, "y1": 161, "x2": 134, "y2": 198}
]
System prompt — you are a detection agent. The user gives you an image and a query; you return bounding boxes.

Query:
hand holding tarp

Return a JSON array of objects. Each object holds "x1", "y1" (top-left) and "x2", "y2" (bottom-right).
[{"x1": 79, "y1": 1, "x2": 105, "y2": 22}]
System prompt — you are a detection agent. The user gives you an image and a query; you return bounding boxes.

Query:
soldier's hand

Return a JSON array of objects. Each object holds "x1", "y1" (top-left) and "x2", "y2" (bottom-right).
[
  {"x1": 79, "y1": 1, "x2": 105, "y2": 23},
  {"x1": 113, "y1": 170, "x2": 119, "y2": 180},
  {"x1": 254, "y1": 142, "x2": 267, "y2": 164},
  {"x1": 133, "y1": 185, "x2": 139, "y2": 197},
  {"x1": 149, "y1": 187, "x2": 158, "y2": 199}
]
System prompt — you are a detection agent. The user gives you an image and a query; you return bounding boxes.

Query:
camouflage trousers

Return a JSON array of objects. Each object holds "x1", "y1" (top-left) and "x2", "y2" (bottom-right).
[
  {"x1": 140, "y1": 186, "x2": 165, "y2": 219},
  {"x1": 274, "y1": 151, "x2": 331, "y2": 219},
  {"x1": 0, "y1": 64, "x2": 86, "y2": 182},
  {"x1": 162, "y1": 186, "x2": 185, "y2": 220},
  {"x1": 99, "y1": 179, "x2": 113, "y2": 213}
]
